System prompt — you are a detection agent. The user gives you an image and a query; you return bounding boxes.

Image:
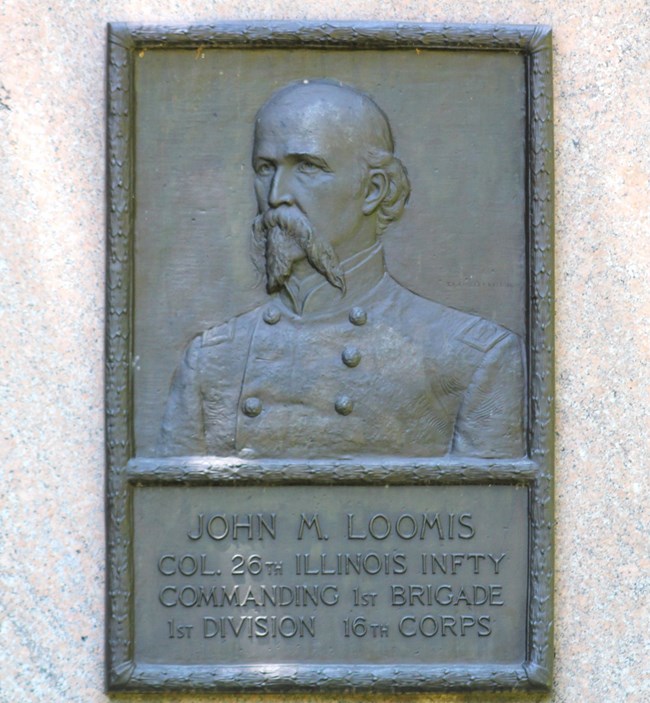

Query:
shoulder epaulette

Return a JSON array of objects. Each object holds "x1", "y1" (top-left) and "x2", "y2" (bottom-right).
[
  {"x1": 201, "y1": 319, "x2": 235, "y2": 348},
  {"x1": 458, "y1": 317, "x2": 509, "y2": 354}
]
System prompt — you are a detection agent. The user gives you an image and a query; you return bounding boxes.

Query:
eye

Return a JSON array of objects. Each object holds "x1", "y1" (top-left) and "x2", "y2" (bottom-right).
[
  {"x1": 296, "y1": 160, "x2": 323, "y2": 175},
  {"x1": 255, "y1": 161, "x2": 274, "y2": 177}
]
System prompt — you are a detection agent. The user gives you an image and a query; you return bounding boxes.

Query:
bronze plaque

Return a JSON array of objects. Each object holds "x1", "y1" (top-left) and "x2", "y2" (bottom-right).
[{"x1": 106, "y1": 21, "x2": 554, "y2": 692}]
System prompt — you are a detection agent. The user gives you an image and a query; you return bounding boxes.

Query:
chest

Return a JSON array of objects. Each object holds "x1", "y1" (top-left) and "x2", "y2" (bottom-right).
[{"x1": 201, "y1": 313, "x2": 466, "y2": 458}]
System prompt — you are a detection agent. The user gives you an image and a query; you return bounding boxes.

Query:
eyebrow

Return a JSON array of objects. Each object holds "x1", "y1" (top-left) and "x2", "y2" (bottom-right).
[
  {"x1": 290, "y1": 153, "x2": 332, "y2": 171},
  {"x1": 253, "y1": 152, "x2": 333, "y2": 171}
]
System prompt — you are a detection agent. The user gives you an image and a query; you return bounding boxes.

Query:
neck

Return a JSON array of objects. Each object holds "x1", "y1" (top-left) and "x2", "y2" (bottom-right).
[
  {"x1": 279, "y1": 241, "x2": 385, "y2": 316},
  {"x1": 289, "y1": 221, "x2": 378, "y2": 283}
]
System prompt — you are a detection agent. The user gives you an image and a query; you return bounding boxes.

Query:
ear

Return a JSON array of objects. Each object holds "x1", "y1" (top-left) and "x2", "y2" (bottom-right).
[{"x1": 362, "y1": 169, "x2": 389, "y2": 216}]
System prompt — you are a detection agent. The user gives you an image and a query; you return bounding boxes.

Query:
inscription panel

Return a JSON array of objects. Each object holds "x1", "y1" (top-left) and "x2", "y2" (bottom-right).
[{"x1": 133, "y1": 485, "x2": 528, "y2": 665}]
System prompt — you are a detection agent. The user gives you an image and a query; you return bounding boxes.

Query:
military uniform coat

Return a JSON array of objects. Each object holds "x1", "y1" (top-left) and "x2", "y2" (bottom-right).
[{"x1": 159, "y1": 245, "x2": 525, "y2": 459}]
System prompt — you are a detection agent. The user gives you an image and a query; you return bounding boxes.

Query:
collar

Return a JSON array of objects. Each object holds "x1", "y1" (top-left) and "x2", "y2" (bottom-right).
[{"x1": 279, "y1": 242, "x2": 386, "y2": 317}]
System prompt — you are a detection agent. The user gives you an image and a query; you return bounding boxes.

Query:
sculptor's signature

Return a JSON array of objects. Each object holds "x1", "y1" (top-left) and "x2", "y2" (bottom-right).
[{"x1": 446, "y1": 279, "x2": 514, "y2": 288}]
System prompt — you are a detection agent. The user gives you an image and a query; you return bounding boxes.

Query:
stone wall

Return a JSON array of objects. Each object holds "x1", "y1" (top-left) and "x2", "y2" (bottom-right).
[{"x1": 1, "y1": 2, "x2": 648, "y2": 701}]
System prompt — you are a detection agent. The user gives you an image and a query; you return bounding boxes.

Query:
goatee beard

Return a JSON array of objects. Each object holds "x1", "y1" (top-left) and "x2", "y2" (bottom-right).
[{"x1": 251, "y1": 205, "x2": 346, "y2": 294}]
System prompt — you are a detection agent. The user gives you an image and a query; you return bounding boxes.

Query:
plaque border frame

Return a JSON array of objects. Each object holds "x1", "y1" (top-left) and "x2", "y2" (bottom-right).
[{"x1": 106, "y1": 20, "x2": 554, "y2": 693}]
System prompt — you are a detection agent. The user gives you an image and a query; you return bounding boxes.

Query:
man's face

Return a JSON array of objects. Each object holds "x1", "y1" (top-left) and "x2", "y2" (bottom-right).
[{"x1": 252, "y1": 99, "x2": 369, "y2": 258}]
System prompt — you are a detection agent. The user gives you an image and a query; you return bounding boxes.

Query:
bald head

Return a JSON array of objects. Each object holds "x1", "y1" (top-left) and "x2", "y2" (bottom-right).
[{"x1": 255, "y1": 79, "x2": 395, "y2": 160}]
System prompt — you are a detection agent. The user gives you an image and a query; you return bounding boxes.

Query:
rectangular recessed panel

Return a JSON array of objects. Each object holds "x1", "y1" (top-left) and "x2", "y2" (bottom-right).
[{"x1": 133, "y1": 484, "x2": 528, "y2": 666}]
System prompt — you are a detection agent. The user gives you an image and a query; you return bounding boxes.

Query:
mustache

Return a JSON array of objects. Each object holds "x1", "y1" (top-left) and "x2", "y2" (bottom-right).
[{"x1": 251, "y1": 205, "x2": 346, "y2": 294}]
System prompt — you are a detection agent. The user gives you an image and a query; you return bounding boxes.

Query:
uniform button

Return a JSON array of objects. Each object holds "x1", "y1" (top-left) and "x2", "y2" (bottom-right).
[
  {"x1": 342, "y1": 346, "x2": 361, "y2": 368},
  {"x1": 349, "y1": 306, "x2": 367, "y2": 326},
  {"x1": 263, "y1": 306, "x2": 281, "y2": 325},
  {"x1": 242, "y1": 397, "x2": 263, "y2": 417},
  {"x1": 334, "y1": 395, "x2": 354, "y2": 415}
]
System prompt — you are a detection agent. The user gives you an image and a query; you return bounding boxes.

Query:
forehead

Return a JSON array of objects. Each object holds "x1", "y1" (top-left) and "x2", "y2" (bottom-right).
[{"x1": 253, "y1": 96, "x2": 361, "y2": 160}]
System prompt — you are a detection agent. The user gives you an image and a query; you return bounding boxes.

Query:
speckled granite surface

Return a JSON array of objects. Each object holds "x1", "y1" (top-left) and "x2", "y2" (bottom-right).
[{"x1": 0, "y1": 2, "x2": 648, "y2": 701}]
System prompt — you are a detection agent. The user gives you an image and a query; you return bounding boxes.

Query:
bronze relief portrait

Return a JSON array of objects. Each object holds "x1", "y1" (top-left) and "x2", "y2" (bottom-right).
[
  {"x1": 157, "y1": 79, "x2": 525, "y2": 460},
  {"x1": 107, "y1": 22, "x2": 553, "y2": 693}
]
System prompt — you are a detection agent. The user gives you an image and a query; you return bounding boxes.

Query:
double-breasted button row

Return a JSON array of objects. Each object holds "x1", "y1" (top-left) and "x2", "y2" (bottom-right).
[
  {"x1": 263, "y1": 304, "x2": 365, "y2": 327},
  {"x1": 337, "y1": 307, "x2": 366, "y2": 413},
  {"x1": 241, "y1": 307, "x2": 278, "y2": 417},
  {"x1": 242, "y1": 394, "x2": 355, "y2": 417},
  {"x1": 242, "y1": 305, "x2": 368, "y2": 418}
]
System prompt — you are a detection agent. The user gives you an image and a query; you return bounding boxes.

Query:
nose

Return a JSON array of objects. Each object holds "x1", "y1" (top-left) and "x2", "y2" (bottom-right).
[{"x1": 268, "y1": 166, "x2": 295, "y2": 208}]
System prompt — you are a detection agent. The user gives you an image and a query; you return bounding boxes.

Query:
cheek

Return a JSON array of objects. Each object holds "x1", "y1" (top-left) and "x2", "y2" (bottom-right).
[
  {"x1": 314, "y1": 175, "x2": 365, "y2": 207},
  {"x1": 295, "y1": 172, "x2": 366, "y2": 222},
  {"x1": 329, "y1": 178, "x2": 367, "y2": 219}
]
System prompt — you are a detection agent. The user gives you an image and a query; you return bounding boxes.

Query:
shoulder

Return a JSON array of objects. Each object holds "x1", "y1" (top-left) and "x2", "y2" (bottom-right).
[
  {"x1": 197, "y1": 306, "x2": 262, "y2": 350},
  {"x1": 173, "y1": 306, "x2": 263, "y2": 373},
  {"x1": 383, "y1": 276, "x2": 521, "y2": 358},
  {"x1": 201, "y1": 318, "x2": 237, "y2": 349},
  {"x1": 456, "y1": 315, "x2": 518, "y2": 356}
]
